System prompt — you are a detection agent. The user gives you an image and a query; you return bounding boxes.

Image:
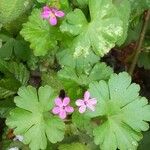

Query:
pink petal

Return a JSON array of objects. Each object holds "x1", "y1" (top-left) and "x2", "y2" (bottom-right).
[
  {"x1": 51, "y1": 8, "x2": 57, "y2": 12},
  {"x1": 55, "y1": 97, "x2": 63, "y2": 107},
  {"x1": 84, "y1": 91, "x2": 90, "y2": 101},
  {"x1": 59, "y1": 110, "x2": 67, "y2": 119},
  {"x1": 86, "y1": 103, "x2": 95, "y2": 111},
  {"x1": 49, "y1": 15, "x2": 57, "y2": 25},
  {"x1": 75, "y1": 99, "x2": 85, "y2": 106},
  {"x1": 89, "y1": 98, "x2": 97, "y2": 105},
  {"x1": 63, "y1": 97, "x2": 70, "y2": 106},
  {"x1": 43, "y1": 6, "x2": 51, "y2": 11},
  {"x1": 65, "y1": 106, "x2": 74, "y2": 113},
  {"x1": 41, "y1": 6, "x2": 51, "y2": 19},
  {"x1": 52, "y1": 107, "x2": 60, "y2": 114},
  {"x1": 79, "y1": 105, "x2": 86, "y2": 113},
  {"x1": 41, "y1": 11, "x2": 50, "y2": 19},
  {"x1": 54, "y1": 10, "x2": 65, "y2": 17}
]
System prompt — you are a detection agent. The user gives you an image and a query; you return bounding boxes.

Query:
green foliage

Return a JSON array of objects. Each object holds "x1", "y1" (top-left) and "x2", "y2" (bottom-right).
[
  {"x1": 0, "y1": 59, "x2": 29, "y2": 99},
  {"x1": 0, "y1": 37, "x2": 14, "y2": 59},
  {"x1": 3, "y1": 12, "x2": 31, "y2": 35},
  {"x1": 125, "y1": 19, "x2": 143, "y2": 45},
  {"x1": 36, "y1": 0, "x2": 48, "y2": 3},
  {"x1": 85, "y1": 72, "x2": 150, "y2": 150},
  {"x1": 6, "y1": 85, "x2": 65, "y2": 150},
  {"x1": 138, "y1": 40, "x2": 150, "y2": 69},
  {"x1": 76, "y1": 0, "x2": 88, "y2": 7},
  {"x1": 57, "y1": 49, "x2": 99, "y2": 73},
  {"x1": 0, "y1": 98, "x2": 15, "y2": 118},
  {"x1": 72, "y1": 112, "x2": 92, "y2": 134},
  {"x1": 0, "y1": 34, "x2": 31, "y2": 60},
  {"x1": 138, "y1": 52, "x2": 150, "y2": 69},
  {"x1": 0, "y1": 0, "x2": 150, "y2": 149},
  {"x1": 129, "y1": 0, "x2": 150, "y2": 21},
  {"x1": 138, "y1": 130, "x2": 150, "y2": 150},
  {"x1": 58, "y1": 62, "x2": 113, "y2": 99},
  {"x1": 20, "y1": 9, "x2": 61, "y2": 56},
  {"x1": 0, "y1": 78, "x2": 19, "y2": 99},
  {"x1": 113, "y1": 0, "x2": 131, "y2": 45},
  {"x1": 60, "y1": 0, "x2": 130, "y2": 57},
  {"x1": 58, "y1": 143, "x2": 89, "y2": 150},
  {"x1": 0, "y1": 0, "x2": 33, "y2": 24},
  {"x1": 42, "y1": 71, "x2": 63, "y2": 93},
  {"x1": 0, "y1": 59, "x2": 29, "y2": 85},
  {"x1": 1, "y1": 139, "x2": 12, "y2": 150}
]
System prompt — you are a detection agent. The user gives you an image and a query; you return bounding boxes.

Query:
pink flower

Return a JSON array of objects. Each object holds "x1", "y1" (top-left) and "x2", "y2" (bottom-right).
[
  {"x1": 41, "y1": 6, "x2": 65, "y2": 26},
  {"x1": 76, "y1": 91, "x2": 97, "y2": 113},
  {"x1": 52, "y1": 97, "x2": 74, "y2": 119}
]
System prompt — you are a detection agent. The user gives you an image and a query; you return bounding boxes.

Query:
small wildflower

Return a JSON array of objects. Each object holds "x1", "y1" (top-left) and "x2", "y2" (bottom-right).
[
  {"x1": 9, "y1": 147, "x2": 19, "y2": 150},
  {"x1": 52, "y1": 97, "x2": 74, "y2": 119},
  {"x1": 76, "y1": 91, "x2": 97, "y2": 113},
  {"x1": 13, "y1": 135, "x2": 23, "y2": 142},
  {"x1": 41, "y1": 6, "x2": 65, "y2": 25}
]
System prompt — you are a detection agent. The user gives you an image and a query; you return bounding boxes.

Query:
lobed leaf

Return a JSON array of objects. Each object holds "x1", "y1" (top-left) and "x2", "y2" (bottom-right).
[
  {"x1": 86, "y1": 72, "x2": 150, "y2": 150},
  {"x1": 60, "y1": 0, "x2": 129, "y2": 57},
  {"x1": 6, "y1": 85, "x2": 65, "y2": 150},
  {"x1": 20, "y1": 9, "x2": 61, "y2": 56}
]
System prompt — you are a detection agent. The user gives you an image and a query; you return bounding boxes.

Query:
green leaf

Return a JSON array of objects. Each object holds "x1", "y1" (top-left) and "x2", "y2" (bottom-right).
[
  {"x1": 6, "y1": 85, "x2": 65, "y2": 150},
  {"x1": 0, "y1": 0, "x2": 33, "y2": 24},
  {"x1": 60, "y1": 0, "x2": 127, "y2": 57},
  {"x1": 138, "y1": 52, "x2": 150, "y2": 69},
  {"x1": 1, "y1": 139, "x2": 12, "y2": 150},
  {"x1": 58, "y1": 143, "x2": 89, "y2": 150},
  {"x1": 76, "y1": 0, "x2": 88, "y2": 6},
  {"x1": 13, "y1": 39, "x2": 31, "y2": 61},
  {"x1": 129, "y1": 0, "x2": 150, "y2": 22},
  {"x1": 37, "y1": 0, "x2": 48, "y2": 3},
  {"x1": 138, "y1": 40, "x2": 150, "y2": 70},
  {"x1": 41, "y1": 71, "x2": 63, "y2": 93},
  {"x1": 138, "y1": 130, "x2": 150, "y2": 150},
  {"x1": 0, "y1": 78, "x2": 20, "y2": 99},
  {"x1": 125, "y1": 19, "x2": 142, "y2": 45},
  {"x1": 0, "y1": 33, "x2": 31, "y2": 60},
  {"x1": 86, "y1": 72, "x2": 150, "y2": 150},
  {"x1": 20, "y1": 9, "x2": 60, "y2": 56},
  {"x1": 0, "y1": 98, "x2": 15, "y2": 118},
  {"x1": 113, "y1": 0, "x2": 131, "y2": 45},
  {"x1": 58, "y1": 62, "x2": 113, "y2": 99},
  {"x1": 0, "y1": 38, "x2": 14, "y2": 59},
  {"x1": 0, "y1": 59, "x2": 29, "y2": 85},
  {"x1": 72, "y1": 112, "x2": 93, "y2": 134},
  {"x1": 57, "y1": 48, "x2": 99, "y2": 73},
  {"x1": 0, "y1": 59, "x2": 29, "y2": 99},
  {"x1": 59, "y1": 0, "x2": 70, "y2": 11}
]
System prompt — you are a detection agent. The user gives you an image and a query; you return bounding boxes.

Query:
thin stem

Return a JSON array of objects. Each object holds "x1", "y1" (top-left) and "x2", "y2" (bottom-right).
[{"x1": 128, "y1": 10, "x2": 150, "y2": 76}]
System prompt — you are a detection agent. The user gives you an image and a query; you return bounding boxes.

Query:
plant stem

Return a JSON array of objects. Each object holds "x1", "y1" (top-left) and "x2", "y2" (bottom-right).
[{"x1": 128, "y1": 10, "x2": 150, "y2": 76}]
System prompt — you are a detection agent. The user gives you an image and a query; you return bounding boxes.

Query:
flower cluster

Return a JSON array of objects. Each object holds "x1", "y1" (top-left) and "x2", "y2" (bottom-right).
[
  {"x1": 41, "y1": 6, "x2": 65, "y2": 26},
  {"x1": 52, "y1": 91, "x2": 97, "y2": 119}
]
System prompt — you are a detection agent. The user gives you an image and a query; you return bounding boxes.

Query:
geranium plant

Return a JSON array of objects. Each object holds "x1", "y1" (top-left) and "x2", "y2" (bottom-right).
[{"x1": 0, "y1": 0, "x2": 150, "y2": 150}]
